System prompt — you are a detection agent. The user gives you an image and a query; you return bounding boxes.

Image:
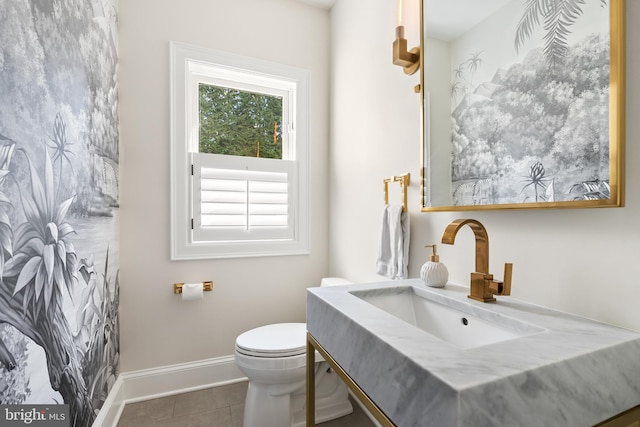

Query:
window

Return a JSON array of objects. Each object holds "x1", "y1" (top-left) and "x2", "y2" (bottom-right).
[{"x1": 170, "y1": 42, "x2": 310, "y2": 260}]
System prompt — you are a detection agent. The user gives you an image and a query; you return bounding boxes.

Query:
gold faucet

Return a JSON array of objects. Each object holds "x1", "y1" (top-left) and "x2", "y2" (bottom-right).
[{"x1": 441, "y1": 219, "x2": 512, "y2": 303}]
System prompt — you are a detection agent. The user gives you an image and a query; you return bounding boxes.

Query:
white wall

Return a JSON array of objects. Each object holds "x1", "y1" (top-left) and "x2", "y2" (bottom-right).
[
  {"x1": 329, "y1": 0, "x2": 422, "y2": 280},
  {"x1": 119, "y1": 0, "x2": 330, "y2": 371},
  {"x1": 330, "y1": 0, "x2": 640, "y2": 332}
]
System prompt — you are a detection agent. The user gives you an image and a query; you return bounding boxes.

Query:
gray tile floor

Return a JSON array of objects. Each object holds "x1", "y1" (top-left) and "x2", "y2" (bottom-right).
[{"x1": 116, "y1": 381, "x2": 375, "y2": 427}]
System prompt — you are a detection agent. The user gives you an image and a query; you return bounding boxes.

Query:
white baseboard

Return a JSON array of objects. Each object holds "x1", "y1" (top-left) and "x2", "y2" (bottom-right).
[
  {"x1": 92, "y1": 375, "x2": 125, "y2": 427},
  {"x1": 92, "y1": 355, "x2": 246, "y2": 427}
]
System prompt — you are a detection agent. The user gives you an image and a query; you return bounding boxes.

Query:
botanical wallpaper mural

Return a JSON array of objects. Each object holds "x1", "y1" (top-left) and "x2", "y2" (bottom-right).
[
  {"x1": 0, "y1": 0, "x2": 119, "y2": 426},
  {"x1": 450, "y1": 0, "x2": 610, "y2": 205}
]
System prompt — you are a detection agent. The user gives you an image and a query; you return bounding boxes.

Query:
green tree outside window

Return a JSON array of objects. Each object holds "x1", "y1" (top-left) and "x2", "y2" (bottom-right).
[{"x1": 199, "y1": 84, "x2": 283, "y2": 159}]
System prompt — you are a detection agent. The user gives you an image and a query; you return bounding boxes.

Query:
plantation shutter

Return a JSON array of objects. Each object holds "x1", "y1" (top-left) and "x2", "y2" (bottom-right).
[{"x1": 191, "y1": 152, "x2": 296, "y2": 243}]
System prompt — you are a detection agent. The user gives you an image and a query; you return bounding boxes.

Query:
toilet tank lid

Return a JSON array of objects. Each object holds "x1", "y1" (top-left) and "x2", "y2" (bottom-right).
[
  {"x1": 236, "y1": 323, "x2": 307, "y2": 356},
  {"x1": 320, "y1": 277, "x2": 353, "y2": 287}
]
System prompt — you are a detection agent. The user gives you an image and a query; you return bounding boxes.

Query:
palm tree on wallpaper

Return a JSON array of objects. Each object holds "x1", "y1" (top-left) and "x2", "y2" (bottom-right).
[
  {"x1": 451, "y1": 51, "x2": 484, "y2": 107},
  {"x1": 515, "y1": 0, "x2": 608, "y2": 64}
]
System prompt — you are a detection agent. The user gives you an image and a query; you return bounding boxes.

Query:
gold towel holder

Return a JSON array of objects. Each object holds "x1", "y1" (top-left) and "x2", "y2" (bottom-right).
[
  {"x1": 174, "y1": 281, "x2": 213, "y2": 294},
  {"x1": 383, "y1": 173, "x2": 410, "y2": 212}
]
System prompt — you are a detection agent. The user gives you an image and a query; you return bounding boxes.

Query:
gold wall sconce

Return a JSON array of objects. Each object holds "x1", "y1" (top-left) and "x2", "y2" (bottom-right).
[{"x1": 393, "y1": 0, "x2": 420, "y2": 75}]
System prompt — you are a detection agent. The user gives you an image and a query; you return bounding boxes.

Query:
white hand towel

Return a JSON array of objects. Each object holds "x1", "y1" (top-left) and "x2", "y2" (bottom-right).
[{"x1": 376, "y1": 204, "x2": 410, "y2": 279}]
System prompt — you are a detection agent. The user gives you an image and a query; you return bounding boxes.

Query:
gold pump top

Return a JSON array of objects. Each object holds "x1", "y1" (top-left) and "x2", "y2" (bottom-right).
[{"x1": 425, "y1": 244, "x2": 440, "y2": 262}]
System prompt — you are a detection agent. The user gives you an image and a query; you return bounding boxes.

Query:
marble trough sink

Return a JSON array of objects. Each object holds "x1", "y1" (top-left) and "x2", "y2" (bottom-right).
[
  {"x1": 307, "y1": 279, "x2": 640, "y2": 426},
  {"x1": 351, "y1": 285, "x2": 544, "y2": 350}
]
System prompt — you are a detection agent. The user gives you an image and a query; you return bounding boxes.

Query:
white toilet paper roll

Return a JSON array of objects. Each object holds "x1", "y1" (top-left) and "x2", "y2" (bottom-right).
[{"x1": 181, "y1": 283, "x2": 204, "y2": 301}]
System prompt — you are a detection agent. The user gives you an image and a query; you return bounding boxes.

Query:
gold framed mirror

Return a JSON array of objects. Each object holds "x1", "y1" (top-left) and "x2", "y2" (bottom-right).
[{"x1": 420, "y1": 0, "x2": 625, "y2": 211}]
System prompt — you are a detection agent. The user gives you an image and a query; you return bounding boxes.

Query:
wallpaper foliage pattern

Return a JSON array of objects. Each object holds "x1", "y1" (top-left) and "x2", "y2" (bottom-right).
[{"x1": 0, "y1": 0, "x2": 119, "y2": 426}]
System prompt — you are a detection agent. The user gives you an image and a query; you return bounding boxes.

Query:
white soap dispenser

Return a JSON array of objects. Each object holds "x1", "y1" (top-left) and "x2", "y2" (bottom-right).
[{"x1": 420, "y1": 244, "x2": 449, "y2": 288}]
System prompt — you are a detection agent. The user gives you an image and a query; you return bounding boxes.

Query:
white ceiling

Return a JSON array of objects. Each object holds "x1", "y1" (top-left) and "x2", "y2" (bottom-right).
[
  {"x1": 292, "y1": 0, "x2": 512, "y2": 39},
  {"x1": 295, "y1": 0, "x2": 336, "y2": 10}
]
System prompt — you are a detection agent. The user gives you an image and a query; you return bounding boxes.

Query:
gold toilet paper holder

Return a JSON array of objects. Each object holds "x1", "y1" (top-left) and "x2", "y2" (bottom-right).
[{"x1": 174, "y1": 281, "x2": 213, "y2": 294}]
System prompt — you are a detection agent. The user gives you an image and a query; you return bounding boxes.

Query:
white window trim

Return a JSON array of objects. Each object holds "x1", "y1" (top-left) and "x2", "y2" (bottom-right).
[{"x1": 170, "y1": 41, "x2": 310, "y2": 260}]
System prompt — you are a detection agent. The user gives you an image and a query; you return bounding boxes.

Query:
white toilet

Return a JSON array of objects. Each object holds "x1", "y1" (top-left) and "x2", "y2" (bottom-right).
[{"x1": 235, "y1": 278, "x2": 354, "y2": 427}]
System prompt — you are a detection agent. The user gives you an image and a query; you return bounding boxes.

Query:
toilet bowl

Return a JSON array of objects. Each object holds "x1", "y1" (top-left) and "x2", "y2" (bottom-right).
[{"x1": 235, "y1": 278, "x2": 353, "y2": 427}]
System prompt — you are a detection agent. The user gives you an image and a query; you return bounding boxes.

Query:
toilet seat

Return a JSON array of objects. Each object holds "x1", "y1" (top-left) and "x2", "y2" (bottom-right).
[{"x1": 235, "y1": 323, "x2": 307, "y2": 358}]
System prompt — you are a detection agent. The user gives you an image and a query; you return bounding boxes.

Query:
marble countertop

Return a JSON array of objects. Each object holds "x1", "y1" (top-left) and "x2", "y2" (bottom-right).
[{"x1": 307, "y1": 279, "x2": 640, "y2": 427}]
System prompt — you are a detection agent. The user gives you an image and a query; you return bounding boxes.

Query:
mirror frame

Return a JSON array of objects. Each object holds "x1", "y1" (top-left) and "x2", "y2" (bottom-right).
[{"x1": 420, "y1": 0, "x2": 626, "y2": 212}]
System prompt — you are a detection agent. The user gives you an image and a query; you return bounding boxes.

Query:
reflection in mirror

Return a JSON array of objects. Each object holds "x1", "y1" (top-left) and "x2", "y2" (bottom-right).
[{"x1": 421, "y1": 0, "x2": 625, "y2": 211}]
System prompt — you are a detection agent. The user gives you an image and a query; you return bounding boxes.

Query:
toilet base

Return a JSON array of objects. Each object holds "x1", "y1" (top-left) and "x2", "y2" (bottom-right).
[
  {"x1": 290, "y1": 382, "x2": 352, "y2": 426},
  {"x1": 291, "y1": 364, "x2": 352, "y2": 426},
  {"x1": 242, "y1": 363, "x2": 352, "y2": 427}
]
